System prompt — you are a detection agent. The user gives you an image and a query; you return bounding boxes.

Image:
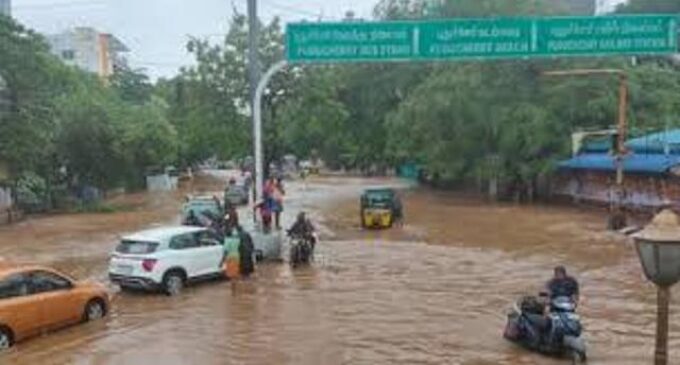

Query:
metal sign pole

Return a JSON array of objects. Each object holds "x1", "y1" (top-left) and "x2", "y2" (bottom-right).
[{"x1": 253, "y1": 60, "x2": 288, "y2": 203}]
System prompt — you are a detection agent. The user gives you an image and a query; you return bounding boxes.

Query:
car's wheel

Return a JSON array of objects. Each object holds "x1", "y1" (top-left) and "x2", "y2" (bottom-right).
[
  {"x1": 0, "y1": 327, "x2": 13, "y2": 350},
  {"x1": 163, "y1": 271, "x2": 185, "y2": 296},
  {"x1": 83, "y1": 299, "x2": 106, "y2": 322}
]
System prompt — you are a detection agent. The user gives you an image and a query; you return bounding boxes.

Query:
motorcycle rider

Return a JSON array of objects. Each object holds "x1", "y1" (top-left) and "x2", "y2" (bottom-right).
[
  {"x1": 520, "y1": 267, "x2": 580, "y2": 345},
  {"x1": 546, "y1": 266, "x2": 580, "y2": 304},
  {"x1": 288, "y1": 212, "x2": 316, "y2": 250}
]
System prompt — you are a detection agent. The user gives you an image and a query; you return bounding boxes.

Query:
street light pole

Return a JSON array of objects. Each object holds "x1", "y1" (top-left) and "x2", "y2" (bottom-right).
[
  {"x1": 544, "y1": 69, "x2": 628, "y2": 229},
  {"x1": 247, "y1": 0, "x2": 261, "y2": 200},
  {"x1": 632, "y1": 209, "x2": 680, "y2": 365},
  {"x1": 655, "y1": 286, "x2": 670, "y2": 365},
  {"x1": 253, "y1": 60, "x2": 287, "y2": 202}
]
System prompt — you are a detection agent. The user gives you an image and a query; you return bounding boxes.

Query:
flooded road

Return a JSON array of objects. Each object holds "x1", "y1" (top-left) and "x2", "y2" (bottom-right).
[{"x1": 0, "y1": 174, "x2": 677, "y2": 364}]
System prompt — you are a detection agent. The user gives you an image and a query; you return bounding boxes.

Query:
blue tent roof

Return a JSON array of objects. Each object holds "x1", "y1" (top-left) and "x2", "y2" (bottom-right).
[
  {"x1": 626, "y1": 129, "x2": 680, "y2": 154},
  {"x1": 558, "y1": 153, "x2": 680, "y2": 174}
]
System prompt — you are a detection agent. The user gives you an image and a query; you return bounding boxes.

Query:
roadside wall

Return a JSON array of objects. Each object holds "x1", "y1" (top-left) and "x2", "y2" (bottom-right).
[{"x1": 553, "y1": 170, "x2": 679, "y2": 210}]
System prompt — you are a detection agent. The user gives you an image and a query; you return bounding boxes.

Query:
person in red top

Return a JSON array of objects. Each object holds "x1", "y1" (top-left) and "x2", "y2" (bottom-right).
[{"x1": 254, "y1": 200, "x2": 272, "y2": 233}]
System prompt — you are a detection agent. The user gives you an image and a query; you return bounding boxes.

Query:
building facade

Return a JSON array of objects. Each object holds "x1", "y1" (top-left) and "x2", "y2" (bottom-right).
[
  {"x1": 555, "y1": 130, "x2": 680, "y2": 211},
  {"x1": 0, "y1": 0, "x2": 10, "y2": 17},
  {"x1": 47, "y1": 27, "x2": 129, "y2": 78}
]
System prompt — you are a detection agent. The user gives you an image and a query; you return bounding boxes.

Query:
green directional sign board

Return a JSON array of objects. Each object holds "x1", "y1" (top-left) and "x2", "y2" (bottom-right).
[
  {"x1": 418, "y1": 18, "x2": 535, "y2": 59},
  {"x1": 285, "y1": 22, "x2": 417, "y2": 62},
  {"x1": 536, "y1": 16, "x2": 677, "y2": 56},
  {"x1": 286, "y1": 15, "x2": 678, "y2": 63}
]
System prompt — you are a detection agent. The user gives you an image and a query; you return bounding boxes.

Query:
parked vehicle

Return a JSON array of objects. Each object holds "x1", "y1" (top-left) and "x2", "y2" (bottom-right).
[
  {"x1": 360, "y1": 188, "x2": 402, "y2": 229},
  {"x1": 0, "y1": 263, "x2": 109, "y2": 349},
  {"x1": 181, "y1": 195, "x2": 223, "y2": 225},
  {"x1": 504, "y1": 295, "x2": 587, "y2": 364},
  {"x1": 109, "y1": 226, "x2": 225, "y2": 296},
  {"x1": 224, "y1": 182, "x2": 249, "y2": 207}
]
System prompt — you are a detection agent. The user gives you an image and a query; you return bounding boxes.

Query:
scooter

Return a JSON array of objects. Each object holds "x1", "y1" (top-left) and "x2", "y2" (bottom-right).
[{"x1": 504, "y1": 295, "x2": 587, "y2": 364}]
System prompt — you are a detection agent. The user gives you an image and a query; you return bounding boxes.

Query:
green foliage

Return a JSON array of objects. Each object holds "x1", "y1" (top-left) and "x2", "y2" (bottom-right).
[
  {"x1": 279, "y1": 68, "x2": 351, "y2": 167},
  {"x1": 0, "y1": 15, "x2": 179, "y2": 208},
  {"x1": 14, "y1": 171, "x2": 48, "y2": 211},
  {"x1": 110, "y1": 65, "x2": 154, "y2": 104}
]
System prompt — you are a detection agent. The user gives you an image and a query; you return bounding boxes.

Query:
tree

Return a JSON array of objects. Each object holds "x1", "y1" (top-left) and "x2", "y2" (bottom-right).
[
  {"x1": 1, "y1": 15, "x2": 180, "y2": 202},
  {"x1": 119, "y1": 97, "x2": 179, "y2": 188},
  {"x1": 56, "y1": 89, "x2": 127, "y2": 190},
  {"x1": 0, "y1": 16, "x2": 73, "y2": 175},
  {"x1": 110, "y1": 65, "x2": 154, "y2": 104},
  {"x1": 279, "y1": 68, "x2": 350, "y2": 167},
  {"x1": 163, "y1": 11, "x2": 297, "y2": 176}
]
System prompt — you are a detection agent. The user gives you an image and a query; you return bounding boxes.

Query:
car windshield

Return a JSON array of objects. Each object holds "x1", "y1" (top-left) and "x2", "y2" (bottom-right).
[
  {"x1": 116, "y1": 240, "x2": 159, "y2": 254},
  {"x1": 367, "y1": 197, "x2": 391, "y2": 208},
  {"x1": 227, "y1": 185, "x2": 246, "y2": 193},
  {"x1": 186, "y1": 200, "x2": 219, "y2": 211}
]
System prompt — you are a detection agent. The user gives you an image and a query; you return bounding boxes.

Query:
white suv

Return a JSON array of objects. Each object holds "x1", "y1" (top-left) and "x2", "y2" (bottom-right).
[{"x1": 109, "y1": 226, "x2": 224, "y2": 295}]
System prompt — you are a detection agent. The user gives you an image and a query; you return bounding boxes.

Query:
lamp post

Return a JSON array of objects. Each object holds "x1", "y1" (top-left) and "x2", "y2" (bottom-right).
[
  {"x1": 633, "y1": 209, "x2": 680, "y2": 365},
  {"x1": 544, "y1": 69, "x2": 628, "y2": 229}
]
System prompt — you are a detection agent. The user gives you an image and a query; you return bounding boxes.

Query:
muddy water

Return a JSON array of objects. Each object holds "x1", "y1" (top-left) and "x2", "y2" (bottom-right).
[{"x1": 0, "y1": 175, "x2": 676, "y2": 364}]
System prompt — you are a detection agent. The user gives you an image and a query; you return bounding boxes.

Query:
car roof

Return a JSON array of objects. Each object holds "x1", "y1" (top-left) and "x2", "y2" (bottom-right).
[
  {"x1": 0, "y1": 262, "x2": 72, "y2": 280},
  {"x1": 187, "y1": 196, "x2": 218, "y2": 202},
  {"x1": 122, "y1": 226, "x2": 206, "y2": 242}
]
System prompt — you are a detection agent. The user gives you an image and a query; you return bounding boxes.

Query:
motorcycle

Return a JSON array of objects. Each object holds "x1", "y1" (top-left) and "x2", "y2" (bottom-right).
[
  {"x1": 504, "y1": 295, "x2": 587, "y2": 364},
  {"x1": 288, "y1": 233, "x2": 314, "y2": 268}
]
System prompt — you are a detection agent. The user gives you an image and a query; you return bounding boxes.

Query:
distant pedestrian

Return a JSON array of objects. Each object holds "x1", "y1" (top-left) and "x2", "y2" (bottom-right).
[
  {"x1": 254, "y1": 199, "x2": 272, "y2": 233},
  {"x1": 237, "y1": 225, "x2": 255, "y2": 277},
  {"x1": 222, "y1": 229, "x2": 241, "y2": 280},
  {"x1": 272, "y1": 180, "x2": 284, "y2": 230},
  {"x1": 224, "y1": 204, "x2": 239, "y2": 234}
]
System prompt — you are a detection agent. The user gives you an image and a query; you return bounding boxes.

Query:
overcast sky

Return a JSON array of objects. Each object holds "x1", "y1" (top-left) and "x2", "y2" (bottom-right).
[{"x1": 13, "y1": 0, "x2": 378, "y2": 78}]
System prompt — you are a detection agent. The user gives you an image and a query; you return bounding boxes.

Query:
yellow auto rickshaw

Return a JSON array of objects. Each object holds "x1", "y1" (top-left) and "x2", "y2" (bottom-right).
[{"x1": 360, "y1": 188, "x2": 402, "y2": 229}]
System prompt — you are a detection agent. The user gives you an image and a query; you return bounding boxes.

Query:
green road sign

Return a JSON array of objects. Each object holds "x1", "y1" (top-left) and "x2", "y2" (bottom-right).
[
  {"x1": 418, "y1": 18, "x2": 535, "y2": 59},
  {"x1": 285, "y1": 22, "x2": 417, "y2": 62},
  {"x1": 537, "y1": 16, "x2": 677, "y2": 56},
  {"x1": 285, "y1": 15, "x2": 678, "y2": 63}
]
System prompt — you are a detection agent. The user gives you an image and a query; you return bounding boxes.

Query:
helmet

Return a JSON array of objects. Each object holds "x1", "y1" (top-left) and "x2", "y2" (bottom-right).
[{"x1": 297, "y1": 212, "x2": 306, "y2": 221}]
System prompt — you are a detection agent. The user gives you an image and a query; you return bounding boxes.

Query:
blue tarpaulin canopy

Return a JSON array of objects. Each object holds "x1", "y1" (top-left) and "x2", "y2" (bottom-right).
[
  {"x1": 558, "y1": 153, "x2": 680, "y2": 174},
  {"x1": 626, "y1": 130, "x2": 680, "y2": 154}
]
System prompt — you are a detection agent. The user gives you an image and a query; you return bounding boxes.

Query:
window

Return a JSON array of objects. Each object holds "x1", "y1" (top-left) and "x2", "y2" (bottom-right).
[
  {"x1": 169, "y1": 233, "x2": 200, "y2": 250},
  {"x1": 0, "y1": 274, "x2": 29, "y2": 300},
  {"x1": 61, "y1": 49, "x2": 75, "y2": 60},
  {"x1": 196, "y1": 230, "x2": 220, "y2": 247},
  {"x1": 116, "y1": 240, "x2": 159, "y2": 254},
  {"x1": 29, "y1": 271, "x2": 72, "y2": 294}
]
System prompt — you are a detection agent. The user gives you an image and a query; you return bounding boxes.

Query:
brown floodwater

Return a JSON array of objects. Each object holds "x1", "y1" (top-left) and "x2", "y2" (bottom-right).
[{"x1": 0, "y1": 173, "x2": 677, "y2": 364}]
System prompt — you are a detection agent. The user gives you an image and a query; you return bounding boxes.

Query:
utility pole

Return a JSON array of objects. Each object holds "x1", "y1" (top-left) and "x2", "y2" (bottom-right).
[
  {"x1": 247, "y1": 0, "x2": 261, "y2": 201},
  {"x1": 544, "y1": 69, "x2": 629, "y2": 230}
]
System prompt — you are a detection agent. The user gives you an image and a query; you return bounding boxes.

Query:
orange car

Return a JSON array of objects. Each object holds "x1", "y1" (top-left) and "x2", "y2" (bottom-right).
[{"x1": 0, "y1": 263, "x2": 109, "y2": 349}]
